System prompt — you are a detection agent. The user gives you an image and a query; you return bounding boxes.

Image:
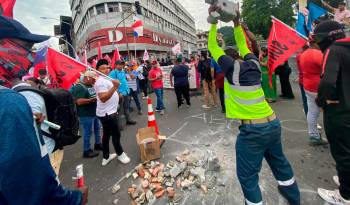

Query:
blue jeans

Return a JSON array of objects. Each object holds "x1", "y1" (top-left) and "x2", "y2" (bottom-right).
[
  {"x1": 236, "y1": 119, "x2": 300, "y2": 204},
  {"x1": 154, "y1": 88, "x2": 165, "y2": 110},
  {"x1": 305, "y1": 91, "x2": 321, "y2": 139},
  {"x1": 80, "y1": 117, "x2": 101, "y2": 152},
  {"x1": 299, "y1": 84, "x2": 308, "y2": 116}
]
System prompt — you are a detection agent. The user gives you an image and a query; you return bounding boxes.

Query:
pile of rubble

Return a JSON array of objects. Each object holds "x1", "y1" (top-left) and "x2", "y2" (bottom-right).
[{"x1": 111, "y1": 149, "x2": 223, "y2": 204}]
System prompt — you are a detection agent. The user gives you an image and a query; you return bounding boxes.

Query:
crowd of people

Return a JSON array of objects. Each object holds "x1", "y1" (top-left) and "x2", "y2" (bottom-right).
[{"x1": 1, "y1": 1, "x2": 350, "y2": 205}]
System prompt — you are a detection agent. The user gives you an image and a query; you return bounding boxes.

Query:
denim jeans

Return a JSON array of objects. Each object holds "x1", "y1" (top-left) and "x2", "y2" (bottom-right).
[
  {"x1": 236, "y1": 119, "x2": 300, "y2": 204},
  {"x1": 80, "y1": 117, "x2": 101, "y2": 152},
  {"x1": 299, "y1": 84, "x2": 308, "y2": 116},
  {"x1": 154, "y1": 88, "x2": 165, "y2": 110},
  {"x1": 129, "y1": 89, "x2": 142, "y2": 111},
  {"x1": 305, "y1": 90, "x2": 321, "y2": 138}
]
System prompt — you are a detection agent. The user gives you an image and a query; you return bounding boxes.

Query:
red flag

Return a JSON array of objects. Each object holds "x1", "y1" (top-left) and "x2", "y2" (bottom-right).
[
  {"x1": 97, "y1": 42, "x2": 102, "y2": 60},
  {"x1": 33, "y1": 61, "x2": 47, "y2": 78},
  {"x1": 267, "y1": 17, "x2": 307, "y2": 86},
  {"x1": 110, "y1": 47, "x2": 121, "y2": 69},
  {"x1": 0, "y1": 0, "x2": 16, "y2": 18},
  {"x1": 46, "y1": 48, "x2": 87, "y2": 90}
]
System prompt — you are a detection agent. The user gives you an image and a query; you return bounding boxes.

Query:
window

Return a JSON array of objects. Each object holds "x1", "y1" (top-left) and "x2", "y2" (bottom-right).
[
  {"x1": 121, "y1": 3, "x2": 132, "y2": 12},
  {"x1": 89, "y1": 7, "x2": 95, "y2": 17},
  {"x1": 108, "y1": 3, "x2": 119, "y2": 12},
  {"x1": 96, "y1": 4, "x2": 105, "y2": 15}
]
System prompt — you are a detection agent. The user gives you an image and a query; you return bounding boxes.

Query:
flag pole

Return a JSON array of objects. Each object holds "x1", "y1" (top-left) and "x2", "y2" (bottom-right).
[
  {"x1": 271, "y1": 16, "x2": 309, "y2": 40},
  {"x1": 134, "y1": 36, "x2": 137, "y2": 60}
]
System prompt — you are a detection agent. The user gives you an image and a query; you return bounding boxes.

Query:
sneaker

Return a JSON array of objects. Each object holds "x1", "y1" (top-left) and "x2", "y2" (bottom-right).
[
  {"x1": 138, "y1": 110, "x2": 143, "y2": 115},
  {"x1": 178, "y1": 105, "x2": 183, "y2": 109},
  {"x1": 202, "y1": 105, "x2": 211, "y2": 109},
  {"x1": 83, "y1": 149, "x2": 99, "y2": 158},
  {"x1": 117, "y1": 152, "x2": 131, "y2": 164},
  {"x1": 309, "y1": 136, "x2": 328, "y2": 146},
  {"x1": 333, "y1": 176, "x2": 340, "y2": 187},
  {"x1": 160, "y1": 110, "x2": 165, "y2": 115},
  {"x1": 317, "y1": 124, "x2": 323, "y2": 130},
  {"x1": 318, "y1": 188, "x2": 350, "y2": 205},
  {"x1": 94, "y1": 143, "x2": 103, "y2": 151},
  {"x1": 102, "y1": 153, "x2": 117, "y2": 166},
  {"x1": 155, "y1": 109, "x2": 161, "y2": 112},
  {"x1": 142, "y1": 96, "x2": 148, "y2": 99},
  {"x1": 186, "y1": 104, "x2": 191, "y2": 108},
  {"x1": 126, "y1": 120, "x2": 137, "y2": 125}
]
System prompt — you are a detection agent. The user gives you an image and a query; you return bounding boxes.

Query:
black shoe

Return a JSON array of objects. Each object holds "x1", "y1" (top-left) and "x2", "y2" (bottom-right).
[
  {"x1": 126, "y1": 120, "x2": 137, "y2": 125},
  {"x1": 94, "y1": 143, "x2": 103, "y2": 151},
  {"x1": 83, "y1": 149, "x2": 99, "y2": 158}
]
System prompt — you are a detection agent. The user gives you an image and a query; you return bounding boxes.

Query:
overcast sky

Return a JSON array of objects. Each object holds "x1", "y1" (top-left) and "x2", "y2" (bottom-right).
[{"x1": 13, "y1": 0, "x2": 234, "y2": 45}]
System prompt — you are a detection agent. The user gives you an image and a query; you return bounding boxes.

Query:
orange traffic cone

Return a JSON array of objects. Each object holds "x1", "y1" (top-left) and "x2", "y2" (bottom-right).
[{"x1": 147, "y1": 98, "x2": 159, "y2": 136}]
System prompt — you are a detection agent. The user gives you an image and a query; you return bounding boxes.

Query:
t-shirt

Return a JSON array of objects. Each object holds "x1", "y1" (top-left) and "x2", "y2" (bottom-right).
[
  {"x1": 12, "y1": 83, "x2": 55, "y2": 154},
  {"x1": 211, "y1": 58, "x2": 222, "y2": 73},
  {"x1": 334, "y1": 9, "x2": 350, "y2": 24},
  {"x1": 170, "y1": 64, "x2": 189, "y2": 87},
  {"x1": 149, "y1": 67, "x2": 164, "y2": 89},
  {"x1": 94, "y1": 76, "x2": 119, "y2": 117},
  {"x1": 0, "y1": 88, "x2": 82, "y2": 205},
  {"x1": 72, "y1": 83, "x2": 97, "y2": 117},
  {"x1": 299, "y1": 48, "x2": 323, "y2": 93},
  {"x1": 127, "y1": 70, "x2": 138, "y2": 91},
  {"x1": 109, "y1": 69, "x2": 130, "y2": 96}
]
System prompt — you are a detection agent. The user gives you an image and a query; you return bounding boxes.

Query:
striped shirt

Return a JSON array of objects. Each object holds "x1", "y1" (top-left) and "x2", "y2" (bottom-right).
[{"x1": 127, "y1": 70, "x2": 138, "y2": 91}]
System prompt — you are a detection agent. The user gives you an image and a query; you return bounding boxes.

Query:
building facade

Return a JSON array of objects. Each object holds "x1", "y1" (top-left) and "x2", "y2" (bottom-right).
[
  {"x1": 196, "y1": 29, "x2": 224, "y2": 51},
  {"x1": 69, "y1": 0, "x2": 197, "y2": 61}
]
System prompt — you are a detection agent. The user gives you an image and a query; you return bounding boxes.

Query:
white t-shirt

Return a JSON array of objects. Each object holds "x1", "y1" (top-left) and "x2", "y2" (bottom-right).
[
  {"x1": 12, "y1": 83, "x2": 55, "y2": 153},
  {"x1": 94, "y1": 76, "x2": 119, "y2": 117}
]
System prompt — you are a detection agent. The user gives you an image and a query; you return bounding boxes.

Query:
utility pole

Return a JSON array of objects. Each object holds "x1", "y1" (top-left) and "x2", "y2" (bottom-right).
[{"x1": 122, "y1": 12, "x2": 131, "y2": 60}]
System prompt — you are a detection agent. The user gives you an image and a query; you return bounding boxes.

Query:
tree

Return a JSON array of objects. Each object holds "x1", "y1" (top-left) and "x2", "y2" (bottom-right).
[
  {"x1": 241, "y1": 0, "x2": 295, "y2": 39},
  {"x1": 218, "y1": 26, "x2": 236, "y2": 47}
]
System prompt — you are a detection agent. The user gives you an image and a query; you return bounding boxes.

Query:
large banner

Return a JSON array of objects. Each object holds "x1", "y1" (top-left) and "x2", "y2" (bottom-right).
[{"x1": 161, "y1": 64, "x2": 197, "y2": 89}]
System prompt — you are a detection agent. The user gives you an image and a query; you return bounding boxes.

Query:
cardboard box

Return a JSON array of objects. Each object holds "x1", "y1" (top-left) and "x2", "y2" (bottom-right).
[{"x1": 136, "y1": 127, "x2": 161, "y2": 162}]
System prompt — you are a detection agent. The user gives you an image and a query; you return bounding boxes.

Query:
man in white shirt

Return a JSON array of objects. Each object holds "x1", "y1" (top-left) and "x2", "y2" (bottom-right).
[{"x1": 94, "y1": 59, "x2": 131, "y2": 166}]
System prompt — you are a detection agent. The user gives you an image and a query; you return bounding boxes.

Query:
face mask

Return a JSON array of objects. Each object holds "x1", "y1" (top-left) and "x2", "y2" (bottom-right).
[{"x1": 0, "y1": 39, "x2": 34, "y2": 87}]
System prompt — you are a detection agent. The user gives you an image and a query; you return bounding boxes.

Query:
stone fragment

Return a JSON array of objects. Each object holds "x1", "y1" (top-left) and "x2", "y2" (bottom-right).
[
  {"x1": 145, "y1": 190, "x2": 154, "y2": 201},
  {"x1": 165, "y1": 181, "x2": 173, "y2": 187},
  {"x1": 111, "y1": 184, "x2": 120, "y2": 194},
  {"x1": 170, "y1": 165, "x2": 182, "y2": 178},
  {"x1": 183, "y1": 170, "x2": 190, "y2": 179},
  {"x1": 201, "y1": 185, "x2": 208, "y2": 194},
  {"x1": 136, "y1": 192, "x2": 146, "y2": 204},
  {"x1": 144, "y1": 171, "x2": 151, "y2": 180},
  {"x1": 152, "y1": 167, "x2": 160, "y2": 177},
  {"x1": 125, "y1": 172, "x2": 131, "y2": 179},
  {"x1": 207, "y1": 151, "x2": 221, "y2": 171},
  {"x1": 182, "y1": 150, "x2": 190, "y2": 156},
  {"x1": 113, "y1": 199, "x2": 119, "y2": 204},
  {"x1": 180, "y1": 179, "x2": 193, "y2": 188},
  {"x1": 141, "y1": 180, "x2": 149, "y2": 189},
  {"x1": 176, "y1": 179, "x2": 181, "y2": 188},
  {"x1": 155, "y1": 189, "x2": 165, "y2": 198},
  {"x1": 167, "y1": 187, "x2": 175, "y2": 199},
  {"x1": 191, "y1": 167, "x2": 206, "y2": 182},
  {"x1": 173, "y1": 193, "x2": 183, "y2": 203},
  {"x1": 188, "y1": 175, "x2": 195, "y2": 181},
  {"x1": 132, "y1": 172, "x2": 139, "y2": 179},
  {"x1": 176, "y1": 156, "x2": 184, "y2": 162},
  {"x1": 179, "y1": 162, "x2": 187, "y2": 171}
]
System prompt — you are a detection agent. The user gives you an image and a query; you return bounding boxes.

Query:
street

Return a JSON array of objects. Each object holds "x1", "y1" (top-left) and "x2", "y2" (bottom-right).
[{"x1": 60, "y1": 83, "x2": 336, "y2": 205}]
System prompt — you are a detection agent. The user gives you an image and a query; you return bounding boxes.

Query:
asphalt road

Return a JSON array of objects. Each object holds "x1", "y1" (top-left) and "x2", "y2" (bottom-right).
[{"x1": 60, "y1": 82, "x2": 336, "y2": 205}]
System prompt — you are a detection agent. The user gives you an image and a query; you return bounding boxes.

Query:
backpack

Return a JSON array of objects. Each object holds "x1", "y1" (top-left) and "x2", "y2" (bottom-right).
[{"x1": 14, "y1": 86, "x2": 81, "y2": 150}]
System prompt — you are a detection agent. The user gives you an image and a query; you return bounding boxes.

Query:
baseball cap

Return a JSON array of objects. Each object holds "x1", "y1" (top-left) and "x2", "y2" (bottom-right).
[
  {"x1": 0, "y1": 16, "x2": 50, "y2": 43},
  {"x1": 115, "y1": 60, "x2": 124, "y2": 65},
  {"x1": 83, "y1": 71, "x2": 97, "y2": 79},
  {"x1": 151, "y1": 60, "x2": 158, "y2": 65}
]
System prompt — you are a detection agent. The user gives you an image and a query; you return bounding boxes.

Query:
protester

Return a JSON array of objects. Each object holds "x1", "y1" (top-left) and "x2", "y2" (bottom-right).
[
  {"x1": 208, "y1": 8, "x2": 300, "y2": 205},
  {"x1": 322, "y1": 0, "x2": 350, "y2": 25},
  {"x1": 94, "y1": 59, "x2": 131, "y2": 166},
  {"x1": 296, "y1": 47, "x2": 309, "y2": 116},
  {"x1": 211, "y1": 57, "x2": 225, "y2": 113},
  {"x1": 275, "y1": 61, "x2": 295, "y2": 99},
  {"x1": 170, "y1": 55, "x2": 191, "y2": 109},
  {"x1": 137, "y1": 60, "x2": 148, "y2": 99},
  {"x1": 198, "y1": 51, "x2": 218, "y2": 109},
  {"x1": 148, "y1": 60, "x2": 165, "y2": 115},
  {"x1": 299, "y1": 41, "x2": 328, "y2": 146},
  {"x1": 72, "y1": 71, "x2": 102, "y2": 158},
  {"x1": 260, "y1": 47, "x2": 277, "y2": 103},
  {"x1": 313, "y1": 20, "x2": 350, "y2": 205},
  {"x1": 126, "y1": 64, "x2": 142, "y2": 115},
  {"x1": 109, "y1": 60, "x2": 136, "y2": 125},
  {"x1": 0, "y1": 15, "x2": 88, "y2": 205}
]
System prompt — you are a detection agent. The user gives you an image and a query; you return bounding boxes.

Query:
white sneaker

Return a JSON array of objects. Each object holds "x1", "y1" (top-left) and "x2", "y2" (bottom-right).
[
  {"x1": 117, "y1": 152, "x2": 131, "y2": 164},
  {"x1": 334, "y1": 176, "x2": 340, "y2": 187},
  {"x1": 317, "y1": 124, "x2": 323, "y2": 130},
  {"x1": 318, "y1": 188, "x2": 350, "y2": 205},
  {"x1": 160, "y1": 110, "x2": 165, "y2": 115},
  {"x1": 102, "y1": 153, "x2": 117, "y2": 166},
  {"x1": 202, "y1": 105, "x2": 211, "y2": 109}
]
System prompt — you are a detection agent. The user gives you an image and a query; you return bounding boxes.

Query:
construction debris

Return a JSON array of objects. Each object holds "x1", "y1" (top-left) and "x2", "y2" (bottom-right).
[{"x1": 119, "y1": 149, "x2": 222, "y2": 204}]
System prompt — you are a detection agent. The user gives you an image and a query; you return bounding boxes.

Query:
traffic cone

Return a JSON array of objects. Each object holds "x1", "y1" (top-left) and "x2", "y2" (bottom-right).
[{"x1": 147, "y1": 98, "x2": 159, "y2": 136}]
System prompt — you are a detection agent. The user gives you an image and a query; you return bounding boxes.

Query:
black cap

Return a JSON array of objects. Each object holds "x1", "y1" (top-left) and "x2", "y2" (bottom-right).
[
  {"x1": 115, "y1": 60, "x2": 124, "y2": 65},
  {"x1": 0, "y1": 16, "x2": 50, "y2": 43},
  {"x1": 313, "y1": 20, "x2": 344, "y2": 42}
]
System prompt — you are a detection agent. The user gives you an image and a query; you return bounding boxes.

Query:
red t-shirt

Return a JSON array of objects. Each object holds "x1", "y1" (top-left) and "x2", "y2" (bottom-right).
[
  {"x1": 299, "y1": 48, "x2": 323, "y2": 92},
  {"x1": 296, "y1": 53, "x2": 303, "y2": 85},
  {"x1": 149, "y1": 67, "x2": 164, "y2": 89}
]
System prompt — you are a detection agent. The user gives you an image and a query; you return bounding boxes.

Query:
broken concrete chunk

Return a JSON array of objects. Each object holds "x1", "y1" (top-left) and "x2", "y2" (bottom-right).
[
  {"x1": 111, "y1": 184, "x2": 120, "y2": 194},
  {"x1": 170, "y1": 165, "x2": 182, "y2": 178},
  {"x1": 190, "y1": 167, "x2": 206, "y2": 182},
  {"x1": 132, "y1": 172, "x2": 139, "y2": 179},
  {"x1": 145, "y1": 190, "x2": 154, "y2": 201},
  {"x1": 155, "y1": 189, "x2": 165, "y2": 198},
  {"x1": 167, "y1": 187, "x2": 175, "y2": 199},
  {"x1": 180, "y1": 179, "x2": 193, "y2": 189}
]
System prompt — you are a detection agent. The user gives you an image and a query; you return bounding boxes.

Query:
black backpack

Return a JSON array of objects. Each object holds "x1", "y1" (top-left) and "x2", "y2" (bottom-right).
[{"x1": 14, "y1": 86, "x2": 81, "y2": 150}]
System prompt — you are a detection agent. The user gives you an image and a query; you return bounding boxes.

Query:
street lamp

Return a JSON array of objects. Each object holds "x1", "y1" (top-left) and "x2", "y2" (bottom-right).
[
  {"x1": 40, "y1": 16, "x2": 72, "y2": 26},
  {"x1": 50, "y1": 35, "x2": 79, "y2": 59}
]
